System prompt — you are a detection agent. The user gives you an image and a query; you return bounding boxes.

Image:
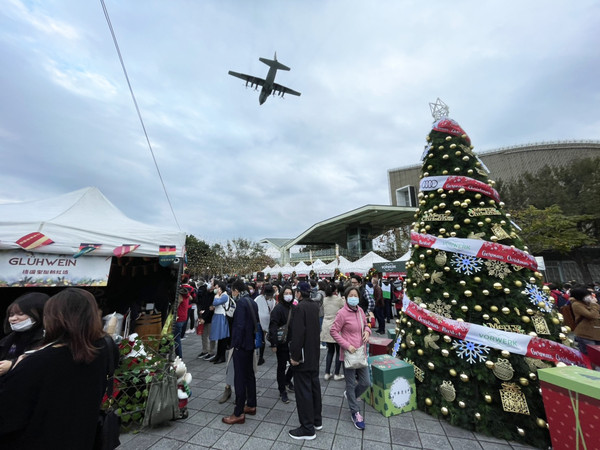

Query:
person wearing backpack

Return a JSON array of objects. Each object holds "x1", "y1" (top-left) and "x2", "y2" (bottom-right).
[{"x1": 570, "y1": 286, "x2": 600, "y2": 355}]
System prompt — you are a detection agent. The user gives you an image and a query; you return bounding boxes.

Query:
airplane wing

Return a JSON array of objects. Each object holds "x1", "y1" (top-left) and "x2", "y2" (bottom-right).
[
  {"x1": 272, "y1": 82, "x2": 301, "y2": 97},
  {"x1": 228, "y1": 71, "x2": 265, "y2": 87}
]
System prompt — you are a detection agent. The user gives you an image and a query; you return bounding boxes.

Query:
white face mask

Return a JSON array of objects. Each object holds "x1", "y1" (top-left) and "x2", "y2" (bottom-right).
[
  {"x1": 347, "y1": 296, "x2": 360, "y2": 307},
  {"x1": 283, "y1": 294, "x2": 293, "y2": 303},
  {"x1": 10, "y1": 318, "x2": 36, "y2": 332},
  {"x1": 214, "y1": 289, "x2": 219, "y2": 295}
]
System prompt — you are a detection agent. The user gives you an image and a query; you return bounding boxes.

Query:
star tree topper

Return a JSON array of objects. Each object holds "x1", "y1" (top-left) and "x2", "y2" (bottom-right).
[{"x1": 429, "y1": 97, "x2": 449, "y2": 121}]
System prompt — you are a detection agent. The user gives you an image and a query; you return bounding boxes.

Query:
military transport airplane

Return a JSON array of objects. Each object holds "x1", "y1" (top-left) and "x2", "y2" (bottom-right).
[{"x1": 228, "y1": 53, "x2": 301, "y2": 105}]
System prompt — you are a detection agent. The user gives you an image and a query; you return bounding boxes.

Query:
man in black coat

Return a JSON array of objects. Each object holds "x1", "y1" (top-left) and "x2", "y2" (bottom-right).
[
  {"x1": 222, "y1": 279, "x2": 259, "y2": 425},
  {"x1": 288, "y1": 282, "x2": 322, "y2": 440}
]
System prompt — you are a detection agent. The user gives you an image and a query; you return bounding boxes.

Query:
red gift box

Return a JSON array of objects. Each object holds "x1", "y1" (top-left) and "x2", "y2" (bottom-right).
[
  {"x1": 368, "y1": 336, "x2": 393, "y2": 356},
  {"x1": 587, "y1": 345, "x2": 600, "y2": 367},
  {"x1": 538, "y1": 366, "x2": 600, "y2": 450}
]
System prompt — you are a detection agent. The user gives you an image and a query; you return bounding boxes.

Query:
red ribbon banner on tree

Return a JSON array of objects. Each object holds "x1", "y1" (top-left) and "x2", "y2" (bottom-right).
[
  {"x1": 402, "y1": 296, "x2": 590, "y2": 368},
  {"x1": 410, "y1": 231, "x2": 538, "y2": 271},
  {"x1": 419, "y1": 175, "x2": 501, "y2": 203}
]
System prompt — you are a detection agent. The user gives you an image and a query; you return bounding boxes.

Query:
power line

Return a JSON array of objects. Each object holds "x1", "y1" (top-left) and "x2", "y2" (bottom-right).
[{"x1": 99, "y1": 0, "x2": 181, "y2": 230}]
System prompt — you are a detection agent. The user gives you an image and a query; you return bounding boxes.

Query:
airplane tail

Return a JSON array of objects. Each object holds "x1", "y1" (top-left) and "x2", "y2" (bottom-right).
[{"x1": 259, "y1": 52, "x2": 290, "y2": 71}]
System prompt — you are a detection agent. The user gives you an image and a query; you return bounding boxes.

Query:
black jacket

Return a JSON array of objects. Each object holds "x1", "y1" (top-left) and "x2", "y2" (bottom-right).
[
  {"x1": 197, "y1": 284, "x2": 214, "y2": 324},
  {"x1": 0, "y1": 326, "x2": 45, "y2": 362},
  {"x1": 231, "y1": 295, "x2": 260, "y2": 351},
  {"x1": 268, "y1": 301, "x2": 294, "y2": 347},
  {"x1": 289, "y1": 298, "x2": 320, "y2": 372}
]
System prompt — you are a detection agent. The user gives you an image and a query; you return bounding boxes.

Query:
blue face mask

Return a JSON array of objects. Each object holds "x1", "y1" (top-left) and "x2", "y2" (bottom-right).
[{"x1": 347, "y1": 296, "x2": 359, "y2": 307}]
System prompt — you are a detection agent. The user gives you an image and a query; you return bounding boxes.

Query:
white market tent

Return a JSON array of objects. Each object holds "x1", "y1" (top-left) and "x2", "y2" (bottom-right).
[
  {"x1": 294, "y1": 261, "x2": 310, "y2": 275},
  {"x1": 0, "y1": 187, "x2": 186, "y2": 258},
  {"x1": 310, "y1": 259, "x2": 327, "y2": 270},
  {"x1": 352, "y1": 251, "x2": 390, "y2": 273},
  {"x1": 395, "y1": 250, "x2": 412, "y2": 261}
]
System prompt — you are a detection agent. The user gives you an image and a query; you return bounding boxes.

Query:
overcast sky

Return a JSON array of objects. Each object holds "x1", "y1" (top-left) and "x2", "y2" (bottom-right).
[{"x1": 1, "y1": 1, "x2": 598, "y2": 245}]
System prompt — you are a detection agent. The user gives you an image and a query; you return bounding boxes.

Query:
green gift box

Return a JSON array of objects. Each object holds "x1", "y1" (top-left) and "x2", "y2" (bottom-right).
[
  {"x1": 368, "y1": 355, "x2": 414, "y2": 389},
  {"x1": 361, "y1": 377, "x2": 417, "y2": 417},
  {"x1": 538, "y1": 366, "x2": 600, "y2": 450},
  {"x1": 387, "y1": 329, "x2": 397, "y2": 339}
]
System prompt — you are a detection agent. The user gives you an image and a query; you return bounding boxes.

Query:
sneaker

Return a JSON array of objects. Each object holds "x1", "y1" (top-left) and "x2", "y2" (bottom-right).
[
  {"x1": 351, "y1": 411, "x2": 365, "y2": 430},
  {"x1": 197, "y1": 352, "x2": 207, "y2": 358},
  {"x1": 281, "y1": 391, "x2": 290, "y2": 404},
  {"x1": 333, "y1": 374, "x2": 345, "y2": 381},
  {"x1": 205, "y1": 354, "x2": 216, "y2": 361},
  {"x1": 314, "y1": 424, "x2": 323, "y2": 431},
  {"x1": 186, "y1": 329, "x2": 195, "y2": 334},
  {"x1": 324, "y1": 373, "x2": 332, "y2": 381},
  {"x1": 288, "y1": 426, "x2": 316, "y2": 440},
  {"x1": 320, "y1": 344, "x2": 327, "y2": 349},
  {"x1": 286, "y1": 382, "x2": 295, "y2": 392}
]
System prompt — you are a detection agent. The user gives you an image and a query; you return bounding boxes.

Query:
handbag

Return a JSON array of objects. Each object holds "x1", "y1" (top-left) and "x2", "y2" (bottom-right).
[
  {"x1": 143, "y1": 369, "x2": 179, "y2": 427},
  {"x1": 195, "y1": 321, "x2": 204, "y2": 335},
  {"x1": 94, "y1": 336, "x2": 121, "y2": 450},
  {"x1": 276, "y1": 307, "x2": 293, "y2": 344},
  {"x1": 343, "y1": 309, "x2": 368, "y2": 369},
  {"x1": 245, "y1": 297, "x2": 263, "y2": 349},
  {"x1": 224, "y1": 295, "x2": 236, "y2": 318}
]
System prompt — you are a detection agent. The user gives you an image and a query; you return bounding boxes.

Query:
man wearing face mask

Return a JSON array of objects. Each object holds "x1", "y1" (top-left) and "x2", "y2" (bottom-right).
[
  {"x1": 268, "y1": 285, "x2": 296, "y2": 404},
  {"x1": 254, "y1": 284, "x2": 276, "y2": 365},
  {"x1": 0, "y1": 292, "x2": 49, "y2": 376}
]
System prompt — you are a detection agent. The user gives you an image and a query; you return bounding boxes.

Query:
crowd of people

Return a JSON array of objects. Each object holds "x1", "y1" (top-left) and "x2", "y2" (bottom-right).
[{"x1": 174, "y1": 272, "x2": 404, "y2": 440}]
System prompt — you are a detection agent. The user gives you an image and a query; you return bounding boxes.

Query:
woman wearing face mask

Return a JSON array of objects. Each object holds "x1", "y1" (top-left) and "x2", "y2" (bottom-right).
[
  {"x1": 330, "y1": 286, "x2": 371, "y2": 431},
  {"x1": 0, "y1": 292, "x2": 49, "y2": 376},
  {"x1": 209, "y1": 281, "x2": 231, "y2": 364},
  {"x1": 570, "y1": 286, "x2": 600, "y2": 355},
  {"x1": 268, "y1": 285, "x2": 296, "y2": 404}
]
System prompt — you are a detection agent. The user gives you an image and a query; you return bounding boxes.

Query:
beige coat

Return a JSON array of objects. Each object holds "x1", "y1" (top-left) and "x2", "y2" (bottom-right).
[
  {"x1": 572, "y1": 300, "x2": 600, "y2": 341},
  {"x1": 320, "y1": 295, "x2": 345, "y2": 343}
]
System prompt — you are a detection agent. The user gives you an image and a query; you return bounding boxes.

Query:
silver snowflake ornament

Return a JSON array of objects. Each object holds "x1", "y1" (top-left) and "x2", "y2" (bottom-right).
[
  {"x1": 450, "y1": 253, "x2": 483, "y2": 275},
  {"x1": 452, "y1": 339, "x2": 490, "y2": 364},
  {"x1": 525, "y1": 283, "x2": 553, "y2": 313}
]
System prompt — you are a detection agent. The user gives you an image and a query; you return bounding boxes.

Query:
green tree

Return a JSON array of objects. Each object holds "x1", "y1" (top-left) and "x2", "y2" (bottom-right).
[
  {"x1": 511, "y1": 205, "x2": 596, "y2": 254},
  {"x1": 399, "y1": 116, "x2": 574, "y2": 448},
  {"x1": 185, "y1": 235, "x2": 219, "y2": 277}
]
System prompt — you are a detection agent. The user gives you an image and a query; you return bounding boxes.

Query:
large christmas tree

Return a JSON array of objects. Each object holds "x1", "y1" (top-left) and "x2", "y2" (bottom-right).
[{"x1": 396, "y1": 100, "x2": 588, "y2": 448}]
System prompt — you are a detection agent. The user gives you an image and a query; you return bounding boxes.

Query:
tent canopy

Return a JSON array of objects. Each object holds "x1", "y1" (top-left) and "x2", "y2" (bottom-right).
[{"x1": 0, "y1": 187, "x2": 187, "y2": 258}]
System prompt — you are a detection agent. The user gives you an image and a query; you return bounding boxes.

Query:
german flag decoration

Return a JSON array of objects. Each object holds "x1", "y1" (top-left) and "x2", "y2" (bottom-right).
[
  {"x1": 158, "y1": 245, "x2": 177, "y2": 267},
  {"x1": 73, "y1": 243, "x2": 102, "y2": 259},
  {"x1": 16, "y1": 232, "x2": 54, "y2": 250},
  {"x1": 113, "y1": 244, "x2": 140, "y2": 258}
]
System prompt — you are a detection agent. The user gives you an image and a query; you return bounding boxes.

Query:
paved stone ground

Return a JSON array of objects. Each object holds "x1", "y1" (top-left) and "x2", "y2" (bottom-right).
[{"x1": 117, "y1": 324, "x2": 540, "y2": 450}]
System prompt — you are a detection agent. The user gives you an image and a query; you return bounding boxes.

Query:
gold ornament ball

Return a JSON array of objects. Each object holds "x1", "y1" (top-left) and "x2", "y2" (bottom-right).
[
  {"x1": 556, "y1": 362, "x2": 567, "y2": 367},
  {"x1": 501, "y1": 350, "x2": 510, "y2": 357},
  {"x1": 401, "y1": 318, "x2": 407, "y2": 323},
  {"x1": 459, "y1": 280, "x2": 467, "y2": 286},
  {"x1": 475, "y1": 413, "x2": 481, "y2": 421},
  {"x1": 474, "y1": 277, "x2": 481, "y2": 283},
  {"x1": 442, "y1": 154, "x2": 449, "y2": 160},
  {"x1": 536, "y1": 418, "x2": 547, "y2": 428},
  {"x1": 444, "y1": 266, "x2": 451, "y2": 272},
  {"x1": 460, "y1": 373, "x2": 469, "y2": 382},
  {"x1": 464, "y1": 290, "x2": 473, "y2": 298},
  {"x1": 528, "y1": 331, "x2": 538, "y2": 337},
  {"x1": 461, "y1": 305, "x2": 469, "y2": 313},
  {"x1": 482, "y1": 290, "x2": 490, "y2": 296},
  {"x1": 462, "y1": 155, "x2": 470, "y2": 162},
  {"x1": 454, "y1": 167, "x2": 461, "y2": 172},
  {"x1": 529, "y1": 372, "x2": 537, "y2": 381},
  {"x1": 454, "y1": 224, "x2": 461, "y2": 230},
  {"x1": 395, "y1": 327, "x2": 400, "y2": 334},
  {"x1": 450, "y1": 299, "x2": 458, "y2": 306},
  {"x1": 514, "y1": 280, "x2": 523, "y2": 288},
  {"x1": 461, "y1": 202, "x2": 469, "y2": 208},
  {"x1": 443, "y1": 335, "x2": 452, "y2": 343},
  {"x1": 482, "y1": 313, "x2": 490, "y2": 320},
  {"x1": 449, "y1": 369, "x2": 457, "y2": 376},
  {"x1": 519, "y1": 377, "x2": 529, "y2": 386},
  {"x1": 445, "y1": 136, "x2": 452, "y2": 141},
  {"x1": 477, "y1": 221, "x2": 484, "y2": 227},
  {"x1": 409, "y1": 340, "x2": 416, "y2": 347},
  {"x1": 526, "y1": 308, "x2": 534, "y2": 315},
  {"x1": 517, "y1": 428, "x2": 525, "y2": 437},
  {"x1": 464, "y1": 218, "x2": 471, "y2": 224},
  {"x1": 417, "y1": 349, "x2": 424, "y2": 356},
  {"x1": 458, "y1": 401, "x2": 466, "y2": 409},
  {"x1": 535, "y1": 271, "x2": 543, "y2": 279},
  {"x1": 493, "y1": 282, "x2": 503, "y2": 290},
  {"x1": 441, "y1": 349, "x2": 450, "y2": 357},
  {"x1": 552, "y1": 317, "x2": 560, "y2": 325},
  {"x1": 453, "y1": 200, "x2": 461, "y2": 207},
  {"x1": 416, "y1": 329, "x2": 422, "y2": 335},
  {"x1": 468, "y1": 169, "x2": 474, "y2": 175},
  {"x1": 529, "y1": 277, "x2": 536, "y2": 284},
  {"x1": 474, "y1": 304, "x2": 482, "y2": 312},
  {"x1": 484, "y1": 394, "x2": 492, "y2": 403},
  {"x1": 559, "y1": 333, "x2": 567, "y2": 341},
  {"x1": 439, "y1": 202, "x2": 446, "y2": 209},
  {"x1": 474, "y1": 193, "x2": 482, "y2": 199},
  {"x1": 442, "y1": 170, "x2": 449, "y2": 175},
  {"x1": 490, "y1": 305, "x2": 499, "y2": 312},
  {"x1": 441, "y1": 407, "x2": 449, "y2": 416},
  {"x1": 501, "y1": 307, "x2": 510, "y2": 315},
  {"x1": 485, "y1": 360, "x2": 495, "y2": 369},
  {"x1": 485, "y1": 217, "x2": 492, "y2": 223},
  {"x1": 490, "y1": 236, "x2": 498, "y2": 242},
  {"x1": 427, "y1": 362, "x2": 435, "y2": 370},
  {"x1": 426, "y1": 249, "x2": 433, "y2": 255},
  {"x1": 439, "y1": 228, "x2": 446, "y2": 234},
  {"x1": 443, "y1": 292, "x2": 450, "y2": 298},
  {"x1": 522, "y1": 316, "x2": 531, "y2": 323},
  {"x1": 425, "y1": 288, "x2": 431, "y2": 293},
  {"x1": 503, "y1": 288, "x2": 511, "y2": 294},
  {"x1": 537, "y1": 301, "x2": 547, "y2": 309},
  {"x1": 401, "y1": 343, "x2": 407, "y2": 349},
  {"x1": 425, "y1": 398, "x2": 433, "y2": 406},
  {"x1": 458, "y1": 188, "x2": 466, "y2": 194}
]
